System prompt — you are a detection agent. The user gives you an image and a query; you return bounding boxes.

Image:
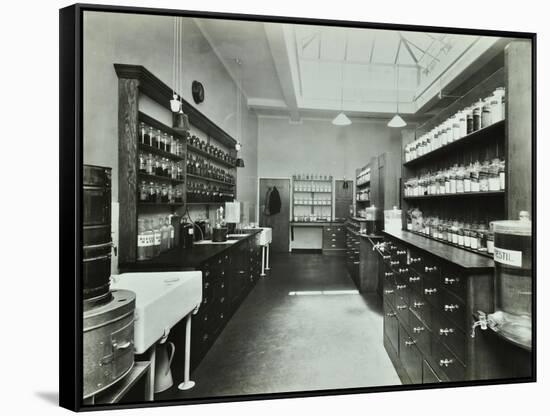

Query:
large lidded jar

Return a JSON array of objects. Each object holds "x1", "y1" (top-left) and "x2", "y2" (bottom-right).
[
  {"x1": 491, "y1": 212, "x2": 532, "y2": 349},
  {"x1": 493, "y1": 213, "x2": 532, "y2": 316}
]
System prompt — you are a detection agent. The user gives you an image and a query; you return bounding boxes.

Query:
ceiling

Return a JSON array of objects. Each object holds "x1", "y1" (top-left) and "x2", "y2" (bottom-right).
[{"x1": 195, "y1": 18, "x2": 503, "y2": 122}]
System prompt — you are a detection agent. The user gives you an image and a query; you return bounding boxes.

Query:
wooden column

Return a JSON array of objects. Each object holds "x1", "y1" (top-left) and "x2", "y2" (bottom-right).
[
  {"x1": 117, "y1": 78, "x2": 140, "y2": 264},
  {"x1": 505, "y1": 41, "x2": 533, "y2": 220}
]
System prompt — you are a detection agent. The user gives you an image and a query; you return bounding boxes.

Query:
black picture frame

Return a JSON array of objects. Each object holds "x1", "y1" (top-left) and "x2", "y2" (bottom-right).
[{"x1": 60, "y1": 3, "x2": 537, "y2": 412}]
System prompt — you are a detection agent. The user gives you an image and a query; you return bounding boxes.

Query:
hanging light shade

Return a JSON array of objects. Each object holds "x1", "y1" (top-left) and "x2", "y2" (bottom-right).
[
  {"x1": 388, "y1": 64, "x2": 407, "y2": 128},
  {"x1": 387, "y1": 114, "x2": 407, "y2": 128},
  {"x1": 236, "y1": 158, "x2": 245, "y2": 168},
  {"x1": 332, "y1": 112, "x2": 352, "y2": 126}
]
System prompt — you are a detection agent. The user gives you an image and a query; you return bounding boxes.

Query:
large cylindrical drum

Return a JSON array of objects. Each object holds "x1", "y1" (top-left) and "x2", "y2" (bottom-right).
[
  {"x1": 83, "y1": 165, "x2": 112, "y2": 302},
  {"x1": 493, "y1": 219, "x2": 532, "y2": 317},
  {"x1": 83, "y1": 289, "x2": 135, "y2": 399}
]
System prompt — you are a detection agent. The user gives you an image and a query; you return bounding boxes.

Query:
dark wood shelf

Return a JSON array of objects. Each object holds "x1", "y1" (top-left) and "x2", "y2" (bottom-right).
[
  {"x1": 138, "y1": 172, "x2": 185, "y2": 184},
  {"x1": 138, "y1": 112, "x2": 188, "y2": 141},
  {"x1": 187, "y1": 145, "x2": 236, "y2": 169},
  {"x1": 292, "y1": 178, "x2": 333, "y2": 182},
  {"x1": 294, "y1": 203, "x2": 332, "y2": 206},
  {"x1": 187, "y1": 173, "x2": 235, "y2": 186},
  {"x1": 138, "y1": 142, "x2": 185, "y2": 161},
  {"x1": 356, "y1": 181, "x2": 370, "y2": 187},
  {"x1": 187, "y1": 201, "x2": 226, "y2": 205},
  {"x1": 294, "y1": 190, "x2": 332, "y2": 193},
  {"x1": 403, "y1": 191, "x2": 505, "y2": 200},
  {"x1": 115, "y1": 65, "x2": 237, "y2": 148},
  {"x1": 403, "y1": 120, "x2": 505, "y2": 168},
  {"x1": 356, "y1": 200, "x2": 371, "y2": 203}
]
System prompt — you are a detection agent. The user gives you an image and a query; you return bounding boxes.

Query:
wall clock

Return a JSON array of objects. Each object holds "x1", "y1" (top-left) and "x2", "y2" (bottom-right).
[{"x1": 192, "y1": 80, "x2": 205, "y2": 104}]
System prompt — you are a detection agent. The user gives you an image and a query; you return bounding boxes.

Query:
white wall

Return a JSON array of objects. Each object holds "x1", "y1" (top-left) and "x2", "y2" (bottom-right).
[
  {"x1": 257, "y1": 116, "x2": 404, "y2": 180},
  {"x1": 83, "y1": 11, "x2": 258, "y2": 219}
]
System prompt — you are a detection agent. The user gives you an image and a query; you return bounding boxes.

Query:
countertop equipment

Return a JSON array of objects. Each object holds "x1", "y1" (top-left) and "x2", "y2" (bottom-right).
[{"x1": 364, "y1": 205, "x2": 383, "y2": 235}]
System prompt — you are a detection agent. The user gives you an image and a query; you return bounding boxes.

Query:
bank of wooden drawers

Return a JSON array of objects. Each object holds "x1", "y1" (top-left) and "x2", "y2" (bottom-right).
[
  {"x1": 324, "y1": 225, "x2": 345, "y2": 249},
  {"x1": 380, "y1": 236, "x2": 470, "y2": 384}
]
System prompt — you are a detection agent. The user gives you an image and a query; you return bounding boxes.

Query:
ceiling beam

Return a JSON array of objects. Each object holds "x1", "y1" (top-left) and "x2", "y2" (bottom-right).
[
  {"x1": 264, "y1": 24, "x2": 301, "y2": 122},
  {"x1": 399, "y1": 33, "x2": 419, "y2": 64}
]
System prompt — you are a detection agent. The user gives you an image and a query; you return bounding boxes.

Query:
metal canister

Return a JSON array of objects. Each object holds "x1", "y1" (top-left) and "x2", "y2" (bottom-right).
[
  {"x1": 83, "y1": 289, "x2": 136, "y2": 399},
  {"x1": 83, "y1": 165, "x2": 112, "y2": 302}
]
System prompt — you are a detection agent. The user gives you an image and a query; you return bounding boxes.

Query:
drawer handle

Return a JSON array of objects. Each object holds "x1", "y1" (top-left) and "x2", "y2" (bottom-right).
[
  {"x1": 203, "y1": 334, "x2": 209, "y2": 341},
  {"x1": 204, "y1": 282, "x2": 210, "y2": 288},
  {"x1": 220, "y1": 297, "x2": 225, "y2": 303},
  {"x1": 397, "y1": 250, "x2": 407, "y2": 255},
  {"x1": 396, "y1": 305, "x2": 407, "y2": 310},
  {"x1": 413, "y1": 301, "x2": 424, "y2": 308},
  {"x1": 220, "y1": 313, "x2": 224, "y2": 319},
  {"x1": 409, "y1": 276, "x2": 420, "y2": 282},
  {"x1": 424, "y1": 266, "x2": 437, "y2": 273},
  {"x1": 113, "y1": 340, "x2": 132, "y2": 351},
  {"x1": 409, "y1": 257, "x2": 421, "y2": 263},
  {"x1": 396, "y1": 284, "x2": 407, "y2": 290},
  {"x1": 399, "y1": 268, "x2": 409, "y2": 273},
  {"x1": 385, "y1": 272, "x2": 394, "y2": 277},
  {"x1": 413, "y1": 326, "x2": 425, "y2": 334},
  {"x1": 221, "y1": 271, "x2": 225, "y2": 276},
  {"x1": 390, "y1": 261, "x2": 400, "y2": 266},
  {"x1": 444, "y1": 277, "x2": 459, "y2": 285},
  {"x1": 439, "y1": 358, "x2": 454, "y2": 367},
  {"x1": 405, "y1": 340, "x2": 416, "y2": 346},
  {"x1": 353, "y1": 261, "x2": 360, "y2": 265},
  {"x1": 383, "y1": 255, "x2": 391, "y2": 260},
  {"x1": 439, "y1": 328, "x2": 455, "y2": 336},
  {"x1": 386, "y1": 312, "x2": 396, "y2": 318},
  {"x1": 384, "y1": 289, "x2": 394, "y2": 295},
  {"x1": 204, "y1": 271, "x2": 210, "y2": 277},
  {"x1": 424, "y1": 288, "x2": 438, "y2": 295},
  {"x1": 444, "y1": 304, "x2": 459, "y2": 312}
]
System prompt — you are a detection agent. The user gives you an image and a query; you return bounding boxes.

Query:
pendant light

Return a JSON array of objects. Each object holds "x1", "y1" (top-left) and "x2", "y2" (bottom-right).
[
  {"x1": 388, "y1": 65, "x2": 407, "y2": 128},
  {"x1": 332, "y1": 32, "x2": 351, "y2": 126},
  {"x1": 172, "y1": 17, "x2": 190, "y2": 131}
]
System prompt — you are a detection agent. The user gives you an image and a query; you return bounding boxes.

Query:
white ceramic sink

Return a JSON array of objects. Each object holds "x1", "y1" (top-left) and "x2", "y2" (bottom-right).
[{"x1": 111, "y1": 271, "x2": 202, "y2": 354}]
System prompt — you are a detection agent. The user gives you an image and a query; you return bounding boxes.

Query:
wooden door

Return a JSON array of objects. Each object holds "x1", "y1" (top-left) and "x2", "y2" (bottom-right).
[
  {"x1": 259, "y1": 178, "x2": 290, "y2": 253},
  {"x1": 334, "y1": 179, "x2": 353, "y2": 221}
]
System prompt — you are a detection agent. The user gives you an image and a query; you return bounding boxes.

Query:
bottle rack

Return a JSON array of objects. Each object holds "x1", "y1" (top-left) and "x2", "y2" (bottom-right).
[
  {"x1": 291, "y1": 175, "x2": 334, "y2": 222},
  {"x1": 115, "y1": 64, "x2": 239, "y2": 264},
  {"x1": 400, "y1": 67, "x2": 507, "y2": 257}
]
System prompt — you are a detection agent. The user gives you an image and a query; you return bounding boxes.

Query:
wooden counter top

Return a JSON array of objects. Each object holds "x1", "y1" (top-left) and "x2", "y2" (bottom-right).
[
  {"x1": 119, "y1": 230, "x2": 261, "y2": 272},
  {"x1": 382, "y1": 229, "x2": 495, "y2": 271}
]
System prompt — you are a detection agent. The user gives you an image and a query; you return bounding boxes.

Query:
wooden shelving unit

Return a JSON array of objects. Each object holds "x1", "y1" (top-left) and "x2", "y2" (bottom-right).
[
  {"x1": 115, "y1": 64, "x2": 238, "y2": 264},
  {"x1": 403, "y1": 191, "x2": 505, "y2": 200},
  {"x1": 291, "y1": 176, "x2": 334, "y2": 222},
  {"x1": 186, "y1": 173, "x2": 235, "y2": 186}
]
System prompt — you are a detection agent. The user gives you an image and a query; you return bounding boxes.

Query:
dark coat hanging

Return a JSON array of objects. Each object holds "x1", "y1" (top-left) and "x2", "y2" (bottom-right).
[{"x1": 264, "y1": 186, "x2": 281, "y2": 216}]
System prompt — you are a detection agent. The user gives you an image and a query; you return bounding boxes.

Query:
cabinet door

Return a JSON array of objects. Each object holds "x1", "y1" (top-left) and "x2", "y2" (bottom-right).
[
  {"x1": 399, "y1": 325, "x2": 423, "y2": 384},
  {"x1": 384, "y1": 301, "x2": 399, "y2": 354}
]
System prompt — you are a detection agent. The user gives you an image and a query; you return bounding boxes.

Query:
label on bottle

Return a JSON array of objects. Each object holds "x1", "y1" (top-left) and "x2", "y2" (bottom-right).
[
  {"x1": 471, "y1": 181, "x2": 480, "y2": 192},
  {"x1": 487, "y1": 240, "x2": 494, "y2": 254},
  {"x1": 471, "y1": 237, "x2": 479, "y2": 250},
  {"x1": 171, "y1": 229, "x2": 174, "y2": 238},
  {"x1": 500, "y1": 172, "x2": 505, "y2": 190},
  {"x1": 154, "y1": 233, "x2": 161, "y2": 245},
  {"x1": 188, "y1": 228, "x2": 194, "y2": 235},
  {"x1": 137, "y1": 234, "x2": 148, "y2": 247},
  {"x1": 457, "y1": 235, "x2": 464, "y2": 246},
  {"x1": 489, "y1": 177, "x2": 500, "y2": 192},
  {"x1": 494, "y1": 246, "x2": 522, "y2": 267},
  {"x1": 464, "y1": 235, "x2": 471, "y2": 247},
  {"x1": 451, "y1": 233, "x2": 458, "y2": 244},
  {"x1": 464, "y1": 179, "x2": 471, "y2": 192}
]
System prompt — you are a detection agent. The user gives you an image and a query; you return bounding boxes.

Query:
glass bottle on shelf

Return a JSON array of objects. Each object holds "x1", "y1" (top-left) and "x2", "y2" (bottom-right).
[
  {"x1": 478, "y1": 223, "x2": 488, "y2": 252},
  {"x1": 139, "y1": 153, "x2": 147, "y2": 173},
  {"x1": 481, "y1": 103, "x2": 491, "y2": 128},
  {"x1": 499, "y1": 158, "x2": 506, "y2": 190},
  {"x1": 139, "y1": 181, "x2": 147, "y2": 202},
  {"x1": 444, "y1": 169, "x2": 451, "y2": 194},
  {"x1": 489, "y1": 158, "x2": 501, "y2": 191},
  {"x1": 137, "y1": 218, "x2": 149, "y2": 261},
  {"x1": 463, "y1": 222, "x2": 471, "y2": 248},
  {"x1": 470, "y1": 223, "x2": 480, "y2": 250},
  {"x1": 456, "y1": 164, "x2": 465, "y2": 193},
  {"x1": 471, "y1": 161, "x2": 480, "y2": 192},
  {"x1": 152, "y1": 218, "x2": 161, "y2": 257},
  {"x1": 479, "y1": 160, "x2": 490, "y2": 192},
  {"x1": 164, "y1": 133, "x2": 171, "y2": 154},
  {"x1": 168, "y1": 216, "x2": 175, "y2": 249},
  {"x1": 168, "y1": 184, "x2": 174, "y2": 203},
  {"x1": 139, "y1": 122, "x2": 147, "y2": 145},
  {"x1": 147, "y1": 126, "x2": 154, "y2": 147},
  {"x1": 160, "y1": 217, "x2": 170, "y2": 252},
  {"x1": 457, "y1": 221, "x2": 465, "y2": 246},
  {"x1": 466, "y1": 107, "x2": 474, "y2": 134},
  {"x1": 148, "y1": 182, "x2": 156, "y2": 202},
  {"x1": 487, "y1": 222, "x2": 495, "y2": 254},
  {"x1": 144, "y1": 219, "x2": 154, "y2": 259},
  {"x1": 464, "y1": 163, "x2": 472, "y2": 192}
]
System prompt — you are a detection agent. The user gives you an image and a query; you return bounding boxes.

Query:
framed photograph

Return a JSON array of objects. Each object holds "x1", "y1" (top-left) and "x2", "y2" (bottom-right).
[{"x1": 59, "y1": 3, "x2": 536, "y2": 411}]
